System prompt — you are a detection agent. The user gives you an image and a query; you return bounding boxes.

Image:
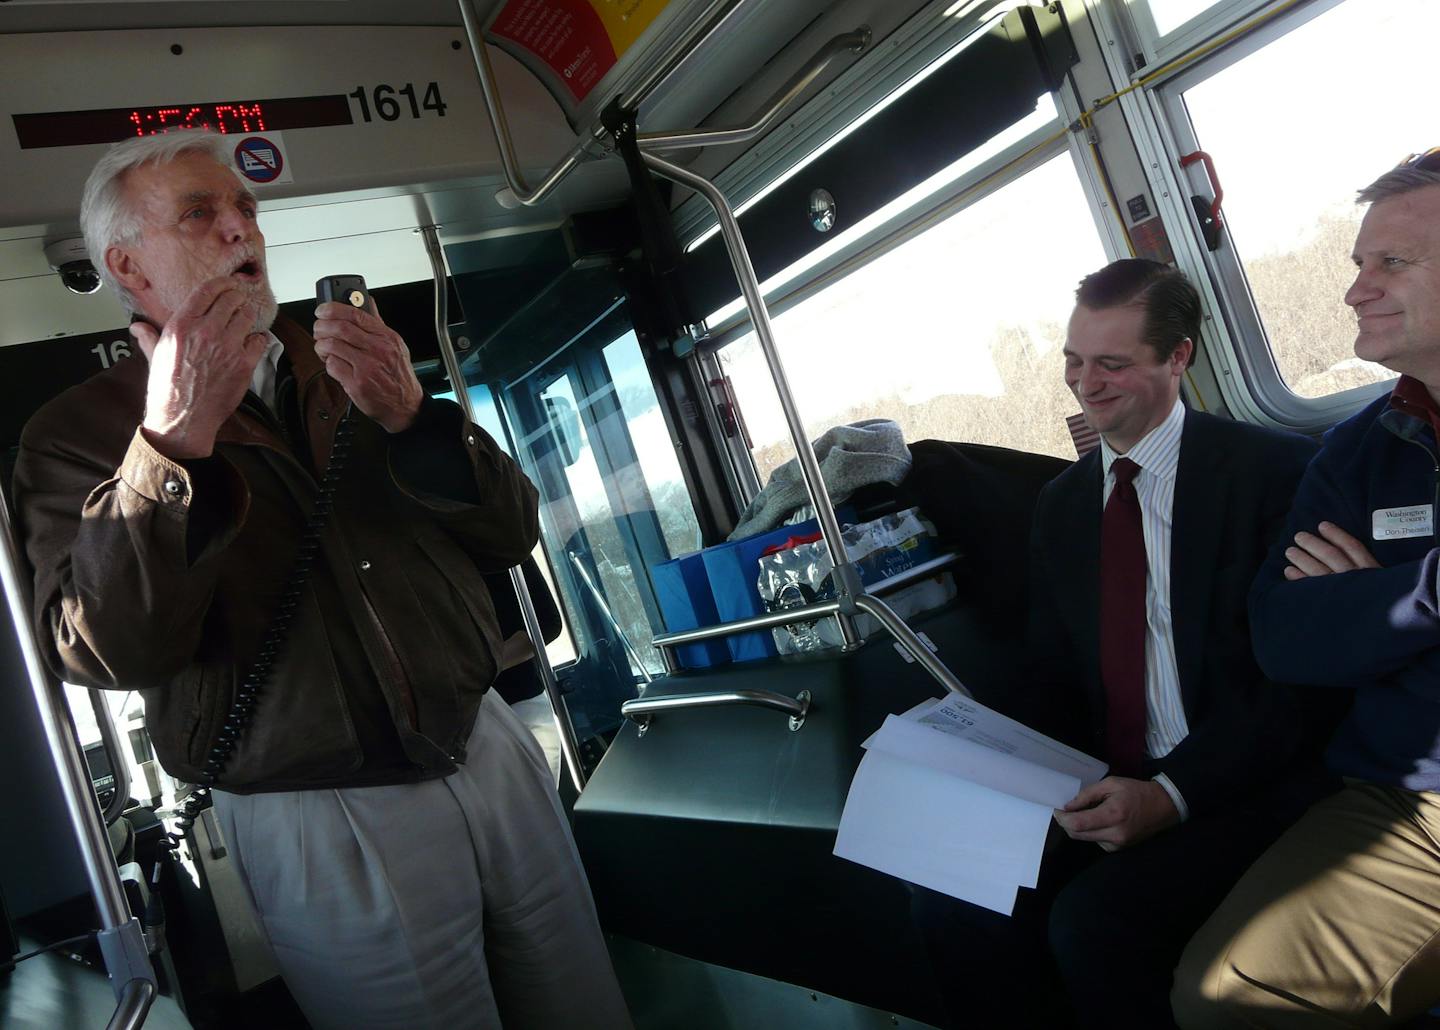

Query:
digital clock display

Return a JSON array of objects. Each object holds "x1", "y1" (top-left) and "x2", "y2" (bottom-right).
[{"x1": 13, "y1": 95, "x2": 353, "y2": 150}]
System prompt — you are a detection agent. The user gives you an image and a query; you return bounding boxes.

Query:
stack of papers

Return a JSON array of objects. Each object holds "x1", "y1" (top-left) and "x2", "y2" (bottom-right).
[{"x1": 833, "y1": 696, "x2": 1107, "y2": 915}]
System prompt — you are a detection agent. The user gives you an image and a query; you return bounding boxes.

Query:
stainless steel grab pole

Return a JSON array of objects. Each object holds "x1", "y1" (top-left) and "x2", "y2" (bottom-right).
[
  {"x1": 105, "y1": 978, "x2": 157, "y2": 1030},
  {"x1": 417, "y1": 224, "x2": 588, "y2": 793},
  {"x1": 90, "y1": 686, "x2": 131, "y2": 826},
  {"x1": 565, "y1": 551, "x2": 653, "y2": 685},
  {"x1": 853, "y1": 594, "x2": 971, "y2": 698},
  {"x1": 456, "y1": 0, "x2": 597, "y2": 208},
  {"x1": 0, "y1": 463, "x2": 155, "y2": 997},
  {"x1": 637, "y1": 29, "x2": 870, "y2": 152},
  {"x1": 641, "y1": 152, "x2": 861, "y2": 649}
]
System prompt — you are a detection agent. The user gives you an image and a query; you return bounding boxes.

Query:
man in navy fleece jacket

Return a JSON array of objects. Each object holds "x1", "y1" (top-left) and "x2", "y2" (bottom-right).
[{"x1": 1172, "y1": 156, "x2": 1440, "y2": 1028}]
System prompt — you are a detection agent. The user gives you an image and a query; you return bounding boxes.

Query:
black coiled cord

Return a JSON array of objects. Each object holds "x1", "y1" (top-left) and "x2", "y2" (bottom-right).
[{"x1": 166, "y1": 406, "x2": 356, "y2": 843}]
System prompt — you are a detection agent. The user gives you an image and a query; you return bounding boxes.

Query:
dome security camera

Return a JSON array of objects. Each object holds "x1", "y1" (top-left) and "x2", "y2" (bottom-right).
[{"x1": 44, "y1": 238, "x2": 102, "y2": 295}]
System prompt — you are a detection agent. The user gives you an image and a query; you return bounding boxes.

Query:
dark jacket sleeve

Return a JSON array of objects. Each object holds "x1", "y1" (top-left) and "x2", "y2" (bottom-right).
[
  {"x1": 983, "y1": 481, "x2": 1090, "y2": 748},
  {"x1": 1154, "y1": 429, "x2": 1321, "y2": 815},
  {"x1": 14, "y1": 413, "x2": 249, "y2": 688},
  {"x1": 386, "y1": 396, "x2": 539, "y2": 573},
  {"x1": 1250, "y1": 432, "x2": 1440, "y2": 691}
]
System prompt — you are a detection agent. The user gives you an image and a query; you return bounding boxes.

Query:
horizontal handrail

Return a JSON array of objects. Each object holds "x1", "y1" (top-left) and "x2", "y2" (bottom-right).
[
  {"x1": 622, "y1": 687, "x2": 810, "y2": 733},
  {"x1": 637, "y1": 28, "x2": 871, "y2": 152},
  {"x1": 652, "y1": 551, "x2": 959, "y2": 652},
  {"x1": 105, "y1": 978, "x2": 157, "y2": 1030}
]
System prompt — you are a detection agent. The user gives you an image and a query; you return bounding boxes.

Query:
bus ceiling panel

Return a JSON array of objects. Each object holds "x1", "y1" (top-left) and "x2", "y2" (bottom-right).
[
  {"x1": 682, "y1": 4, "x2": 1076, "y2": 319},
  {"x1": 0, "y1": 25, "x2": 580, "y2": 228}
]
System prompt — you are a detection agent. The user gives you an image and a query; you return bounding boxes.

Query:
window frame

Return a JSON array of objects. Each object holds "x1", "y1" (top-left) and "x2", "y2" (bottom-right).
[{"x1": 1087, "y1": 0, "x2": 1391, "y2": 433}]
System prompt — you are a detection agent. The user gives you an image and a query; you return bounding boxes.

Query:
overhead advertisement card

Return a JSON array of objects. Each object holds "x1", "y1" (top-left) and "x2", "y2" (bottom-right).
[{"x1": 487, "y1": 0, "x2": 671, "y2": 123}]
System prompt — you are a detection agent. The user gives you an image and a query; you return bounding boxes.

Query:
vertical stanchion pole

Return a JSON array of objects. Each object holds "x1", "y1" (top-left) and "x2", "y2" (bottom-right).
[
  {"x1": 0, "y1": 475, "x2": 155, "y2": 997},
  {"x1": 417, "y1": 224, "x2": 588, "y2": 793},
  {"x1": 642, "y1": 153, "x2": 862, "y2": 648}
]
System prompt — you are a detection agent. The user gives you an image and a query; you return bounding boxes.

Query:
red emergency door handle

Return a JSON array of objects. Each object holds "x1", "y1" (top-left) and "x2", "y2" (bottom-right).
[{"x1": 1180, "y1": 150, "x2": 1225, "y2": 249}]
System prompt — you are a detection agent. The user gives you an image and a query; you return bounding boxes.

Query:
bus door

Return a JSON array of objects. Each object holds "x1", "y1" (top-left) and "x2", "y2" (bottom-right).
[{"x1": 447, "y1": 248, "x2": 705, "y2": 762}]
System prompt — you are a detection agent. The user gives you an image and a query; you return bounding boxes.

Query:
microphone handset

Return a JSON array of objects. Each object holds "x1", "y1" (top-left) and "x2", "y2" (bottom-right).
[{"x1": 166, "y1": 276, "x2": 369, "y2": 841}]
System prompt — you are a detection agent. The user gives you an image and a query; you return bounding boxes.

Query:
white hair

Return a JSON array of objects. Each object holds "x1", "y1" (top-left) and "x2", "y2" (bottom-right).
[{"x1": 79, "y1": 130, "x2": 235, "y2": 311}]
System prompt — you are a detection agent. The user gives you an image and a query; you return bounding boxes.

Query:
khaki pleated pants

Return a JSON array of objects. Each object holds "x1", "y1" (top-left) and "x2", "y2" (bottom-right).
[
  {"x1": 1172, "y1": 782, "x2": 1440, "y2": 1029},
  {"x1": 214, "y1": 694, "x2": 633, "y2": 1030}
]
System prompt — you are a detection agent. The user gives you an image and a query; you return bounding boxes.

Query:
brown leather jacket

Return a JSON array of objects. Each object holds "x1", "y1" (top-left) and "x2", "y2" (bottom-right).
[{"x1": 13, "y1": 318, "x2": 539, "y2": 792}]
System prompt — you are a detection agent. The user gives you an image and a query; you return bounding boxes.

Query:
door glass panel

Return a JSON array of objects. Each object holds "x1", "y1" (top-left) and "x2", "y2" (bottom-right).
[
  {"x1": 602, "y1": 331, "x2": 703, "y2": 559},
  {"x1": 717, "y1": 153, "x2": 1106, "y2": 483},
  {"x1": 1178, "y1": 0, "x2": 1435, "y2": 398},
  {"x1": 531, "y1": 339, "x2": 702, "y2": 682}
]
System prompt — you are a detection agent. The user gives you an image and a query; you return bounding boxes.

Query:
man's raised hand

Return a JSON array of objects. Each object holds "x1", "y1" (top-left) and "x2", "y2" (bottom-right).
[
  {"x1": 312, "y1": 300, "x2": 423, "y2": 433},
  {"x1": 132, "y1": 277, "x2": 269, "y2": 460}
]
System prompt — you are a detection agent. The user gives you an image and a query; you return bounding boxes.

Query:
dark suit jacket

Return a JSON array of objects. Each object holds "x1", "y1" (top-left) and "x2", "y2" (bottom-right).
[{"x1": 1017, "y1": 409, "x2": 1320, "y2": 818}]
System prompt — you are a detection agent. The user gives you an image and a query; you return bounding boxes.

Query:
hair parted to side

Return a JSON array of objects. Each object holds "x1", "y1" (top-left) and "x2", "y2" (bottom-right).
[
  {"x1": 1357, "y1": 164, "x2": 1440, "y2": 206},
  {"x1": 80, "y1": 130, "x2": 234, "y2": 311},
  {"x1": 1074, "y1": 258, "x2": 1200, "y2": 368}
]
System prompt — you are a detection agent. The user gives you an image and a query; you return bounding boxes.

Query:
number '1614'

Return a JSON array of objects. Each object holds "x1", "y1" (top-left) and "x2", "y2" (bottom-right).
[{"x1": 348, "y1": 82, "x2": 447, "y2": 122}]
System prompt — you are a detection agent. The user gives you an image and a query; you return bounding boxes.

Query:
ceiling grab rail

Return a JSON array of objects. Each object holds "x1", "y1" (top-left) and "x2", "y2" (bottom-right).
[
  {"x1": 0, "y1": 481, "x2": 157, "y2": 1014},
  {"x1": 636, "y1": 27, "x2": 871, "y2": 152},
  {"x1": 456, "y1": 0, "x2": 747, "y2": 209},
  {"x1": 416, "y1": 222, "x2": 589, "y2": 794}
]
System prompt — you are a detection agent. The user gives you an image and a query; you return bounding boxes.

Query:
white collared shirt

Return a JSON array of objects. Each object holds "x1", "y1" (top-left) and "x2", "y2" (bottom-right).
[
  {"x1": 248, "y1": 333, "x2": 285, "y2": 414},
  {"x1": 1098, "y1": 398, "x2": 1191, "y2": 819}
]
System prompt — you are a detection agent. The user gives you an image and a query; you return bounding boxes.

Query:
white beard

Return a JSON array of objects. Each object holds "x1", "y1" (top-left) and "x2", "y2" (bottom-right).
[{"x1": 153, "y1": 253, "x2": 278, "y2": 334}]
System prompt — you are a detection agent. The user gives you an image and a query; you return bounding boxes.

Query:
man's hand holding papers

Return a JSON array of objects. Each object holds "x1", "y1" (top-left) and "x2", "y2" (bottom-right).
[
  {"x1": 834, "y1": 695, "x2": 1108, "y2": 916},
  {"x1": 1054, "y1": 777, "x2": 1180, "y2": 851}
]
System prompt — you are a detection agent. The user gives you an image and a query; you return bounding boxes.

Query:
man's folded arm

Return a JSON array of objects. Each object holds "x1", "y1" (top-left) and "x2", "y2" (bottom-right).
[
  {"x1": 1249, "y1": 449, "x2": 1440, "y2": 686},
  {"x1": 386, "y1": 395, "x2": 539, "y2": 572},
  {"x1": 14, "y1": 420, "x2": 248, "y2": 688}
]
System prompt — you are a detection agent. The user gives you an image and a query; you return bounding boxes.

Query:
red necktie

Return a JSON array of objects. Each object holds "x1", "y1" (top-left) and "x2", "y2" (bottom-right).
[{"x1": 1100, "y1": 457, "x2": 1147, "y2": 777}]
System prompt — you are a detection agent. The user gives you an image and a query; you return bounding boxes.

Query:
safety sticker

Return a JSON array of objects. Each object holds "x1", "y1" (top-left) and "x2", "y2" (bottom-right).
[{"x1": 232, "y1": 133, "x2": 292, "y2": 185}]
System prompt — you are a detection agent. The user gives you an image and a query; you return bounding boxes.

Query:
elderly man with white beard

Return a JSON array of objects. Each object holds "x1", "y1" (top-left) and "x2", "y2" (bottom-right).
[{"x1": 12, "y1": 130, "x2": 632, "y2": 1030}]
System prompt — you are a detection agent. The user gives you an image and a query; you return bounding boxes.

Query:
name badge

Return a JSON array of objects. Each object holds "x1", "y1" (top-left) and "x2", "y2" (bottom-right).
[{"x1": 1372, "y1": 504, "x2": 1434, "y2": 540}]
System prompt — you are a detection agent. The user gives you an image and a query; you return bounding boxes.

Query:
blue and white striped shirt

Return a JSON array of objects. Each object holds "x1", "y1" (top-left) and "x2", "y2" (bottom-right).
[{"x1": 1099, "y1": 399, "x2": 1191, "y2": 819}]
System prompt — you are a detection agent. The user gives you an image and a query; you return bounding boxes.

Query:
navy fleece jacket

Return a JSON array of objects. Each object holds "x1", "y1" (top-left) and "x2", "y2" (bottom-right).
[{"x1": 1249, "y1": 384, "x2": 1440, "y2": 792}]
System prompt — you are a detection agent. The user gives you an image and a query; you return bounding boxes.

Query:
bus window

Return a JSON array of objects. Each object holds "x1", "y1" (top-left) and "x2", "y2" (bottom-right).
[
  {"x1": 1159, "y1": 0, "x2": 1436, "y2": 401},
  {"x1": 716, "y1": 151, "x2": 1107, "y2": 484},
  {"x1": 1141, "y1": 0, "x2": 1244, "y2": 39}
]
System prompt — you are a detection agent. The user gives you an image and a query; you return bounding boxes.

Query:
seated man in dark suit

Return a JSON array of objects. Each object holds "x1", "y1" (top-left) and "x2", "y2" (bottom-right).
[{"x1": 912, "y1": 259, "x2": 1332, "y2": 1029}]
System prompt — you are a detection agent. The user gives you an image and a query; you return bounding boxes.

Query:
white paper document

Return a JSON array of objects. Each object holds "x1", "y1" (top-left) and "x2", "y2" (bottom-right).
[{"x1": 835, "y1": 696, "x2": 1107, "y2": 916}]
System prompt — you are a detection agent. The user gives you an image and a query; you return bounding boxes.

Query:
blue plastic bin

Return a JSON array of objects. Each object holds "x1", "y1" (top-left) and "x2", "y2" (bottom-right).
[{"x1": 651, "y1": 551, "x2": 731, "y2": 669}]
